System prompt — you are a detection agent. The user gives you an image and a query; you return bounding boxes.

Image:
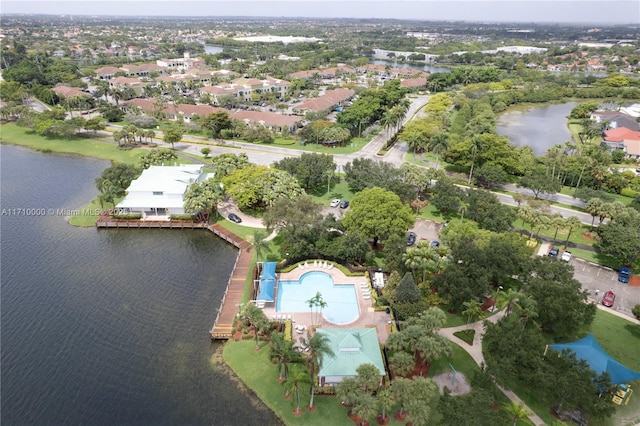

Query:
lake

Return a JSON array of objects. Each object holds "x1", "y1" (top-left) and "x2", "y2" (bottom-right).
[
  {"x1": 0, "y1": 145, "x2": 280, "y2": 426},
  {"x1": 371, "y1": 59, "x2": 451, "y2": 74},
  {"x1": 496, "y1": 101, "x2": 580, "y2": 155}
]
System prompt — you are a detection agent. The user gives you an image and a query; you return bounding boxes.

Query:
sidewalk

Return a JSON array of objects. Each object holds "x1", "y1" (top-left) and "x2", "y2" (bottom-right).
[{"x1": 439, "y1": 310, "x2": 546, "y2": 426}]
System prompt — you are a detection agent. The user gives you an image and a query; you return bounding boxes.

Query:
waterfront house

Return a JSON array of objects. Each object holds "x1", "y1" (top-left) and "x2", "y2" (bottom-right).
[
  {"x1": 116, "y1": 164, "x2": 213, "y2": 219},
  {"x1": 316, "y1": 328, "x2": 386, "y2": 387}
]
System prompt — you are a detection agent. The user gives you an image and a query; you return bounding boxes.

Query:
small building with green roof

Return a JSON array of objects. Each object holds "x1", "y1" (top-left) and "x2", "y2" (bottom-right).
[{"x1": 317, "y1": 328, "x2": 386, "y2": 387}]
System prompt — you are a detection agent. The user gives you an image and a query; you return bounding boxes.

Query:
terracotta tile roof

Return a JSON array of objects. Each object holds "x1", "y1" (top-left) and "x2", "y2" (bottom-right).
[
  {"x1": 401, "y1": 77, "x2": 428, "y2": 88},
  {"x1": 288, "y1": 70, "x2": 318, "y2": 79},
  {"x1": 94, "y1": 66, "x2": 121, "y2": 76},
  {"x1": 625, "y1": 140, "x2": 640, "y2": 156},
  {"x1": 52, "y1": 85, "x2": 86, "y2": 99},
  {"x1": 111, "y1": 76, "x2": 144, "y2": 86},
  {"x1": 176, "y1": 104, "x2": 225, "y2": 117},
  {"x1": 231, "y1": 110, "x2": 302, "y2": 127},
  {"x1": 604, "y1": 127, "x2": 640, "y2": 142},
  {"x1": 295, "y1": 88, "x2": 356, "y2": 112}
]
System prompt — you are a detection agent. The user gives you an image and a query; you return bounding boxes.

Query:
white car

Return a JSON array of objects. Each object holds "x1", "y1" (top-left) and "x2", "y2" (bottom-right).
[
  {"x1": 561, "y1": 251, "x2": 572, "y2": 262},
  {"x1": 330, "y1": 199, "x2": 341, "y2": 207}
]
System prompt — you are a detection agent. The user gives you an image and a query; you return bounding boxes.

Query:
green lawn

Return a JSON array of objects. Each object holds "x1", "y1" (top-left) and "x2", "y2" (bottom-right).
[
  {"x1": 1, "y1": 123, "x2": 147, "y2": 164},
  {"x1": 308, "y1": 181, "x2": 354, "y2": 206},
  {"x1": 224, "y1": 337, "x2": 488, "y2": 426},
  {"x1": 261, "y1": 136, "x2": 372, "y2": 155}
]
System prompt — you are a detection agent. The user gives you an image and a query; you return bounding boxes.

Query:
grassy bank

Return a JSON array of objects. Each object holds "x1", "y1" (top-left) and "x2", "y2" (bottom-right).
[{"x1": 1, "y1": 123, "x2": 147, "y2": 164}]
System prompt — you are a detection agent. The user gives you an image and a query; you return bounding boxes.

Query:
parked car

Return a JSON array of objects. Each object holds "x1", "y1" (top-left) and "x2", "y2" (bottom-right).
[
  {"x1": 601, "y1": 290, "x2": 615, "y2": 307},
  {"x1": 561, "y1": 251, "x2": 572, "y2": 262},
  {"x1": 430, "y1": 240, "x2": 440, "y2": 249},
  {"x1": 407, "y1": 232, "x2": 417, "y2": 246},
  {"x1": 618, "y1": 267, "x2": 631, "y2": 283},
  {"x1": 339, "y1": 200, "x2": 349, "y2": 209},
  {"x1": 548, "y1": 247, "x2": 559, "y2": 257},
  {"x1": 227, "y1": 213, "x2": 242, "y2": 223},
  {"x1": 330, "y1": 199, "x2": 341, "y2": 208}
]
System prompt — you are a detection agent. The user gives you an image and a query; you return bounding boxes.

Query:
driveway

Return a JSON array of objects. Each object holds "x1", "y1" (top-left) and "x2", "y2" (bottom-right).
[{"x1": 409, "y1": 218, "x2": 443, "y2": 245}]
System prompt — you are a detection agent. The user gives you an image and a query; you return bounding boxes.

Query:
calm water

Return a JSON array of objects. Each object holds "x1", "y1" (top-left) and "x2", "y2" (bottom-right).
[
  {"x1": 0, "y1": 145, "x2": 279, "y2": 426},
  {"x1": 371, "y1": 59, "x2": 451, "y2": 74},
  {"x1": 277, "y1": 271, "x2": 359, "y2": 325},
  {"x1": 496, "y1": 102, "x2": 579, "y2": 155}
]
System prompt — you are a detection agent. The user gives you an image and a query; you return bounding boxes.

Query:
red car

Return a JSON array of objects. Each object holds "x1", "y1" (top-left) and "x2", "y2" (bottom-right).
[{"x1": 601, "y1": 291, "x2": 615, "y2": 307}]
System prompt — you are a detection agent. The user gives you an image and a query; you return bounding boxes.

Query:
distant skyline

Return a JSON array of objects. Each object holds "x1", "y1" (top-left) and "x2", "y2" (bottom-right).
[{"x1": 2, "y1": 1, "x2": 640, "y2": 25}]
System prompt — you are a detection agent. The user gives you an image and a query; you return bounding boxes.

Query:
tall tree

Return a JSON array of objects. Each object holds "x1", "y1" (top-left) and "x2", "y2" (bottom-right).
[
  {"x1": 299, "y1": 332, "x2": 335, "y2": 410},
  {"x1": 342, "y1": 187, "x2": 414, "y2": 247}
]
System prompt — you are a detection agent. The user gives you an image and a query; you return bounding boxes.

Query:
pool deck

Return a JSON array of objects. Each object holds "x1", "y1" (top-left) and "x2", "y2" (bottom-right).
[{"x1": 260, "y1": 262, "x2": 392, "y2": 345}]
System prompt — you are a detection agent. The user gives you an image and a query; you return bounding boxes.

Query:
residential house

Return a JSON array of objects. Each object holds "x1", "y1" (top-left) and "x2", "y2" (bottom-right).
[
  {"x1": 602, "y1": 127, "x2": 640, "y2": 159},
  {"x1": 400, "y1": 76, "x2": 428, "y2": 90},
  {"x1": 116, "y1": 164, "x2": 213, "y2": 219},
  {"x1": 231, "y1": 110, "x2": 302, "y2": 133},
  {"x1": 52, "y1": 85, "x2": 87, "y2": 99},
  {"x1": 316, "y1": 328, "x2": 386, "y2": 387},
  {"x1": 590, "y1": 111, "x2": 640, "y2": 132},
  {"x1": 94, "y1": 66, "x2": 122, "y2": 80},
  {"x1": 292, "y1": 88, "x2": 356, "y2": 116},
  {"x1": 109, "y1": 76, "x2": 148, "y2": 97},
  {"x1": 156, "y1": 51, "x2": 205, "y2": 71}
]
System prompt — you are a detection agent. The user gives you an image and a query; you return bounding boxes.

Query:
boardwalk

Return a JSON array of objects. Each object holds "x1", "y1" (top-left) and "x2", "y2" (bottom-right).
[
  {"x1": 207, "y1": 224, "x2": 253, "y2": 340},
  {"x1": 96, "y1": 219, "x2": 206, "y2": 229}
]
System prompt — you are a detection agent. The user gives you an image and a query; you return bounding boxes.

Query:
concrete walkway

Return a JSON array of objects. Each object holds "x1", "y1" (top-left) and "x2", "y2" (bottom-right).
[{"x1": 439, "y1": 310, "x2": 546, "y2": 426}]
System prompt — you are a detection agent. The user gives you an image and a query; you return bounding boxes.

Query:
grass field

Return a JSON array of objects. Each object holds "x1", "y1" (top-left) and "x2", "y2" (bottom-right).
[{"x1": 1, "y1": 123, "x2": 147, "y2": 164}]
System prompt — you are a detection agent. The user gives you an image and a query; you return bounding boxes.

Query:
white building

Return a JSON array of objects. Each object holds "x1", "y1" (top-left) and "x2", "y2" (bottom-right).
[{"x1": 116, "y1": 165, "x2": 212, "y2": 219}]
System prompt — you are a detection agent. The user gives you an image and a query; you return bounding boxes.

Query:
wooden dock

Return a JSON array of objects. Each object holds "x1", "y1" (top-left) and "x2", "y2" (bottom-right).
[
  {"x1": 207, "y1": 224, "x2": 253, "y2": 340},
  {"x1": 96, "y1": 219, "x2": 206, "y2": 229}
]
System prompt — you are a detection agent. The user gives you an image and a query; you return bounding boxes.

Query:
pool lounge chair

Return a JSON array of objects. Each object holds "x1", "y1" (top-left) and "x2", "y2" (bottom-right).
[
  {"x1": 304, "y1": 262, "x2": 309, "y2": 269},
  {"x1": 313, "y1": 260, "x2": 318, "y2": 267},
  {"x1": 327, "y1": 263, "x2": 333, "y2": 270},
  {"x1": 363, "y1": 295, "x2": 371, "y2": 300}
]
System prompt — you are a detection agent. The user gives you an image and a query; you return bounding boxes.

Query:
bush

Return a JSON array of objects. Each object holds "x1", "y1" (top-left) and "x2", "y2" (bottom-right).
[
  {"x1": 169, "y1": 214, "x2": 196, "y2": 221},
  {"x1": 620, "y1": 187, "x2": 639, "y2": 198},
  {"x1": 112, "y1": 213, "x2": 142, "y2": 220},
  {"x1": 124, "y1": 113, "x2": 158, "y2": 129},
  {"x1": 220, "y1": 129, "x2": 234, "y2": 139},
  {"x1": 632, "y1": 304, "x2": 640, "y2": 321}
]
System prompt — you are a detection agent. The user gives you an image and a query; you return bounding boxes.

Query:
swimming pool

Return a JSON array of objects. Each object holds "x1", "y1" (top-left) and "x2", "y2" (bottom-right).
[{"x1": 276, "y1": 271, "x2": 360, "y2": 325}]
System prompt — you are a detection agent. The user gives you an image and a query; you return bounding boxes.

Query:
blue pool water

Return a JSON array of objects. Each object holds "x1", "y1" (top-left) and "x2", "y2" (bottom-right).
[{"x1": 277, "y1": 271, "x2": 360, "y2": 325}]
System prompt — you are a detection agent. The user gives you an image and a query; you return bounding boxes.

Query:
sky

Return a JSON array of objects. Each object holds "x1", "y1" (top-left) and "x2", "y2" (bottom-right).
[{"x1": 1, "y1": 0, "x2": 639, "y2": 25}]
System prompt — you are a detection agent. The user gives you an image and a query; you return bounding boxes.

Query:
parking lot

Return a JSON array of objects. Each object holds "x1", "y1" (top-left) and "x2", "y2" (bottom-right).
[{"x1": 539, "y1": 244, "x2": 639, "y2": 319}]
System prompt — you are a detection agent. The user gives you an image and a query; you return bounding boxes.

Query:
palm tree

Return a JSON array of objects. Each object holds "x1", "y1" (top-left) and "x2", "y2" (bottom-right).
[
  {"x1": 497, "y1": 288, "x2": 522, "y2": 316},
  {"x1": 462, "y1": 299, "x2": 483, "y2": 325},
  {"x1": 550, "y1": 214, "x2": 566, "y2": 242},
  {"x1": 376, "y1": 387, "x2": 395, "y2": 423},
  {"x1": 240, "y1": 303, "x2": 270, "y2": 350},
  {"x1": 300, "y1": 332, "x2": 334, "y2": 410},
  {"x1": 413, "y1": 334, "x2": 451, "y2": 376},
  {"x1": 352, "y1": 393, "x2": 377, "y2": 426},
  {"x1": 336, "y1": 377, "x2": 361, "y2": 413},
  {"x1": 564, "y1": 216, "x2": 583, "y2": 247},
  {"x1": 585, "y1": 197, "x2": 603, "y2": 227},
  {"x1": 502, "y1": 401, "x2": 531, "y2": 426},
  {"x1": 458, "y1": 198, "x2": 470, "y2": 221},
  {"x1": 514, "y1": 295, "x2": 538, "y2": 329},
  {"x1": 282, "y1": 370, "x2": 310, "y2": 415},
  {"x1": 391, "y1": 377, "x2": 412, "y2": 420},
  {"x1": 356, "y1": 363, "x2": 381, "y2": 393},
  {"x1": 269, "y1": 332, "x2": 301, "y2": 381},
  {"x1": 467, "y1": 136, "x2": 483, "y2": 185},
  {"x1": 429, "y1": 132, "x2": 449, "y2": 170},
  {"x1": 389, "y1": 351, "x2": 415, "y2": 377},
  {"x1": 252, "y1": 230, "x2": 267, "y2": 261}
]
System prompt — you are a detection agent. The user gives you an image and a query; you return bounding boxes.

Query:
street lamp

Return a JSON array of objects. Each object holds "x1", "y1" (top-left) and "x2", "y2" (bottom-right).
[{"x1": 493, "y1": 286, "x2": 503, "y2": 312}]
